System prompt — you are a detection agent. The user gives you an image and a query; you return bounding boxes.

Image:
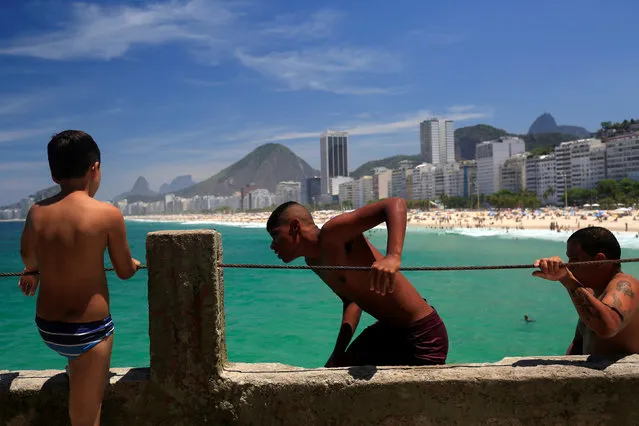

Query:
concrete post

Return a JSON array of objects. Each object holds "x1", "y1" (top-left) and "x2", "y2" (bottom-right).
[{"x1": 146, "y1": 230, "x2": 226, "y2": 400}]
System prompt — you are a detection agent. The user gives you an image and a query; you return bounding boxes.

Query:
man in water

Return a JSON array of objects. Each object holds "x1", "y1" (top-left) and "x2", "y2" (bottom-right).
[
  {"x1": 266, "y1": 198, "x2": 448, "y2": 367},
  {"x1": 533, "y1": 226, "x2": 639, "y2": 356}
]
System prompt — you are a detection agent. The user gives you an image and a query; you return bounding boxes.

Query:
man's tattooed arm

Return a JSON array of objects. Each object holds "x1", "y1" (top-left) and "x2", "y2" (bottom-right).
[
  {"x1": 560, "y1": 276, "x2": 638, "y2": 337},
  {"x1": 600, "y1": 280, "x2": 638, "y2": 330}
]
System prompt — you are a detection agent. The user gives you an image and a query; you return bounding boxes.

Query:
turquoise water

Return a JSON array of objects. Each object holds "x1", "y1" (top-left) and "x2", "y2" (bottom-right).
[{"x1": 2, "y1": 219, "x2": 639, "y2": 371}]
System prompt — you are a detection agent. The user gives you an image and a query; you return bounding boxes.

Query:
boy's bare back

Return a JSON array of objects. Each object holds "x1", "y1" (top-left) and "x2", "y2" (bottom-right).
[{"x1": 25, "y1": 192, "x2": 136, "y2": 323}]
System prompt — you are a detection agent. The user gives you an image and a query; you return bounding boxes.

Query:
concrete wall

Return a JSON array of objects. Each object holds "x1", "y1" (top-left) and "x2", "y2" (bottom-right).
[{"x1": 2, "y1": 229, "x2": 639, "y2": 425}]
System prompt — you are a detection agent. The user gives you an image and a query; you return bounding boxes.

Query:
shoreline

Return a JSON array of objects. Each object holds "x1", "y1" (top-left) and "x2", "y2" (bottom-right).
[
  {"x1": 123, "y1": 208, "x2": 639, "y2": 234},
  {"x1": 4, "y1": 208, "x2": 638, "y2": 235}
]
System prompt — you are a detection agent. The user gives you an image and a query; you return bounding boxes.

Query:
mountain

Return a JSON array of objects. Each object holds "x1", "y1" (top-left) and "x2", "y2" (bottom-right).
[
  {"x1": 350, "y1": 155, "x2": 421, "y2": 180},
  {"x1": 521, "y1": 132, "x2": 581, "y2": 151},
  {"x1": 113, "y1": 176, "x2": 157, "y2": 202},
  {"x1": 455, "y1": 124, "x2": 510, "y2": 161},
  {"x1": 528, "y1": 113, "x2": 590, "y2": 137},
  {"x1": 1, "y1": 185, "x2": 60, "y2": 209},
  {"x1": 159, "y1": 175, "x2": 196, "y2": 194},
  {"x1": 177, "y1": 143, "x2": 319, "y2": 197}
]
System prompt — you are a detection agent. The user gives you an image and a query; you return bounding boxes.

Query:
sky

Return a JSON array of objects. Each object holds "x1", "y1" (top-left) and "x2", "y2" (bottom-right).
[{"x1": 0, "y1": 0, "x2": 638, "y2": 205}]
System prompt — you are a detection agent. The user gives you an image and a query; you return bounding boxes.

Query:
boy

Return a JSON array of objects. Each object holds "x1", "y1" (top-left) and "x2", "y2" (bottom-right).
[
  {"x1": 18, "y1": 130, "x2": 140, "y2": 426},
  {"x1": 266, "y1": 198, "x2": 448, "y2": 367},
  {"x1": 533, "y1": 226, "x2": 639, "y2": 356}
]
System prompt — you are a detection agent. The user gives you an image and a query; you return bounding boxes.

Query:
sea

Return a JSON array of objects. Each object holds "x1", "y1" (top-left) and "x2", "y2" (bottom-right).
[{"x1": 2, "y1": 219, "x2": 639, "y2": 371}]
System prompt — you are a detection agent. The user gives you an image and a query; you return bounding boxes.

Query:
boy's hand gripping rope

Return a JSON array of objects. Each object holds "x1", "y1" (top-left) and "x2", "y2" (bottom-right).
[{"x1": 2, "y1": 258, "x2": 639, "y2": 278}]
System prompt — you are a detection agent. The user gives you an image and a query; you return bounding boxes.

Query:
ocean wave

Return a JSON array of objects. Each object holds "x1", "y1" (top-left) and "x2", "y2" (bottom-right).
[
  {"x1": 408, "y1": 226, "x2": 639, "y2": 250},
  {"x1": 179, "y1": 220, "x2": 265, "y2": 228}
]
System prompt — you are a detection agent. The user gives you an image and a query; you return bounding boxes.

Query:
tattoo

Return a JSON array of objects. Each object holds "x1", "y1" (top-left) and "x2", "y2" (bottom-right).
[
  {"x1": 569, "y1": 287, "x2": 601, "y2": 321},
  {"x1": 616, "y1": 281, "x2": 635, "y2": 298},
  {"x1": 598, "y1": 281, "x2": 637, "y2": 324}
]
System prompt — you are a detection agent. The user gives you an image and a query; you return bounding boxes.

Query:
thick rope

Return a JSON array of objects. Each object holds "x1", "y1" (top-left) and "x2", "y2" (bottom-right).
[{"x1": 2, "y1": 258, "x2": 639, "y2": 278}]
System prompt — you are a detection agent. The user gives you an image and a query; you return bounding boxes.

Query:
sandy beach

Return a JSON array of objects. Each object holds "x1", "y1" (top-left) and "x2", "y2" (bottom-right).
[{"x1": 126, "y1": 207, "x2": 639, "y2": 234}]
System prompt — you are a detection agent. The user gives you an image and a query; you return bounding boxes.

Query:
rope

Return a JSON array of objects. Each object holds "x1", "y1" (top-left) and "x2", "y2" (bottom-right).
[
  {"x1": 1, "y1": 266, "x2": 147, "y2": 278},
  {"x1": 219, "y1": 258, "x2": 639, "y2": 271},
  {"x1": 2, "y1": 258, "x2": 639, "y2": 277}
]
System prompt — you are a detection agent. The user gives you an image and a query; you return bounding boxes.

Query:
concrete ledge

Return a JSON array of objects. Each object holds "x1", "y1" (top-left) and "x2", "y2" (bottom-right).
[{"x1": 3, "y1": 355, "x2": 639, "y2": 425}]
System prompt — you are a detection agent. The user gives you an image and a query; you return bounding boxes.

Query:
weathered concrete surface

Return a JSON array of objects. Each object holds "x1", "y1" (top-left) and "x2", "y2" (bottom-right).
[
  {"x1": 4, "y1": 230, "x2": 639, "y2": 425},
  {"x1": 0, "y1": 368, "x2": 156, "y2": 425},
  {"x1": 3, "y1": 356, "x2": 639, "y2": 425},
  {"x1": 216, "y1": 355, "x2": 639, "y2": 425},
  {"x1": 146, "y1": 229, "x2": 227, "y2": 415}
]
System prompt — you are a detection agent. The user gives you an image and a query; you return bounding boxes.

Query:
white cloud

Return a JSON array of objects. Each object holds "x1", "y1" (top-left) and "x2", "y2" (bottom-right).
[
  {"x1": 0, "y1": 0, "x2": 238, "y2": 60},
  {"x1": 181, "y1": 78, "x2": 227, "y2": 87},
  {"x1": 406, "y1": 31, "x2": 466, "y2": 46},
  {"x1": 246, "y1": 107, "x2": 491, "y2": 144},
  {"x1": 0, "y1": 161, "x2": 47, "y2": 172},
  {"x1": 0, "y1": 128, "x2": 51, "y2": 144},
  {"x1": 235, "y1": 48, "x2": 404, "y2": 95},
  {"x1": 447, "y1": 105, "x2": 476, "y2": 113},
  {"x1": 0, "y1": 2, "x2": 403, "y2": 96},
  {"x1": 259, "y1": 9, "x2": 345, "y2": 39}
]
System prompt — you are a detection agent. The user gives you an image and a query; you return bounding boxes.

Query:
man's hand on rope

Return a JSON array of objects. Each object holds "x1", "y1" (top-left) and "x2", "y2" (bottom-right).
[
  {"x1": 370, "y1": 254, "x2": 401, "y2": 295},
  {"x1": 532, "y1": 256, "x2": 571, "y2": 282},
  {"x1": 18, "y1": 268, "x2": 39, "y2": 296}
]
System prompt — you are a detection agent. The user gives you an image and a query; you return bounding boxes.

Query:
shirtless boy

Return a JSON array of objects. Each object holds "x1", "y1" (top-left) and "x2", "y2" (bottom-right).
[
  {"x1": 266, "y1": 198, "x2": 448, "y2": 367},
  {"x1": 533, "y1": 226, "x2": 639, "y2": 356},
  {"x1": 18, "y1": 130, "x2": 140, "y2": 426}
]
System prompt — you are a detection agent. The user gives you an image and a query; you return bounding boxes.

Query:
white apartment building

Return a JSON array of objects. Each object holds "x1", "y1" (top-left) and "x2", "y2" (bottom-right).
[
  {"x1": 275, "y1": 181, "x2": 301, "y2": 205},
  {"x1": 475, "y1": 137, "x2": 526, "y2": 195},
  {"x1": 420, "y1": 119, "x2": 455, "y2": 164},
  {"x1": 554, "y1": 138, "x2": 604, "y2": 200},
  {"x1": 526, "y1": 154, "x2": 557, "y2": 205},
  {"x1": 354, "y1": 176, "x2": 374, "y2": 208},
  {"x1": 373, "y1": 169, "x2": 392, "y2": 200},
  {"x1": 246, "y1": 189, "x2": 276, "y2": 210},
  {"x1": 411, "y1": 163, "x2": 436, "y2": 200},
  {"x1": 320, "y1": 130, "x2": 349, "y2": 194},
  {"x1": 435, "y1": 162, "x2": 462, "y2": 197},
  {"x1": 605, "y1": 132, "x2": 639, "y2": 180},
  {"x1": 569, "y1": 139, "x2": 605, "y2": 189},
  {"x1": 390, "y1": 168, "x2": 413, "y2": 198},
  {"x1": 338, "y1": 181, "x2": 355, "y2": 207},
  {"x1": 499, "y1": 153, "x2": 527, "y2": 193},
  {"x1": 330, "y1": 176, "x2": 353, "y2": 196}
]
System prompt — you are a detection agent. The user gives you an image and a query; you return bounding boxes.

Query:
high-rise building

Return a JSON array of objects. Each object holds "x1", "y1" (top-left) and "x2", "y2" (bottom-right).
[
  {"x1": 554, "y1": 138, "x2": 604, "y2": 201},
  {"x1": 526, "y1": 154, "x2": 557, "y2": 205},
  {"x1": 475, "y1": 137, "x2": 526, "y2": 195},
  {"x1": 300, "y1": 176, "x2": 322, "y2": 206},
  {"x1": 420, "y1": 119, "x2": 455, "y2": 164},
  {"x1": 275, "y1": 181, "x2": 301, "y2": 205},
  {"x1": 320, "y1": 130, "x2": 349, "y2": 194},
  {"x1": 411, "y1": 163, "x2": 437, "y2": 200},
  {"x1": 373, "y1": 169, "x2": 392, "y2": 200},
  {"x1": 604, "y1": 132, "x2": 639, "y2": 181},
  {"x1": 499, "y1": 153, "x2": 527, "y2": 193},
  {"x1": 459, "y1": 160, "x2": 477, "y2": 198},
  {"x1": 330, "y1": 176, "x2": 353, "y2": 196},
  {"x1": 354, "y1": 176, "x2": 374, "y2": 208}
]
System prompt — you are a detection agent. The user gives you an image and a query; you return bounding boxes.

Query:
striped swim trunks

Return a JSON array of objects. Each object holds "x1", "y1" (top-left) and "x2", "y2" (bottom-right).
[{"x1": 35, "y1": 315, "x2": 115, "y2": 360}]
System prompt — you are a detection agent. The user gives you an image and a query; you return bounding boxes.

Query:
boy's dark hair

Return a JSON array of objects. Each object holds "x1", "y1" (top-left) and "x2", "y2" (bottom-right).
[
  {"x1": 568, "y1": 226, "x2": 621, "y2": 260},
  {"x1": 47, "y1": 130, "x2": 101, "y2": 180},
  {"x1": 267, "y1": 201, "x2": 312, "y2": 232}
]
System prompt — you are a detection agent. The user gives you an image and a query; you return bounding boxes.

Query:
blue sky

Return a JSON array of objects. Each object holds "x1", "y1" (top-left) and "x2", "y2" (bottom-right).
[{"x1": 1, "y1": 0, "x2": 638, "y2": 205}]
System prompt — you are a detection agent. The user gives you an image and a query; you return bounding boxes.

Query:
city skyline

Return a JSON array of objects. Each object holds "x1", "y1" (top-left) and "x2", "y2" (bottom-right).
[{"x1": 1, "y1": 1, "x2": 638, "y2": 205}]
